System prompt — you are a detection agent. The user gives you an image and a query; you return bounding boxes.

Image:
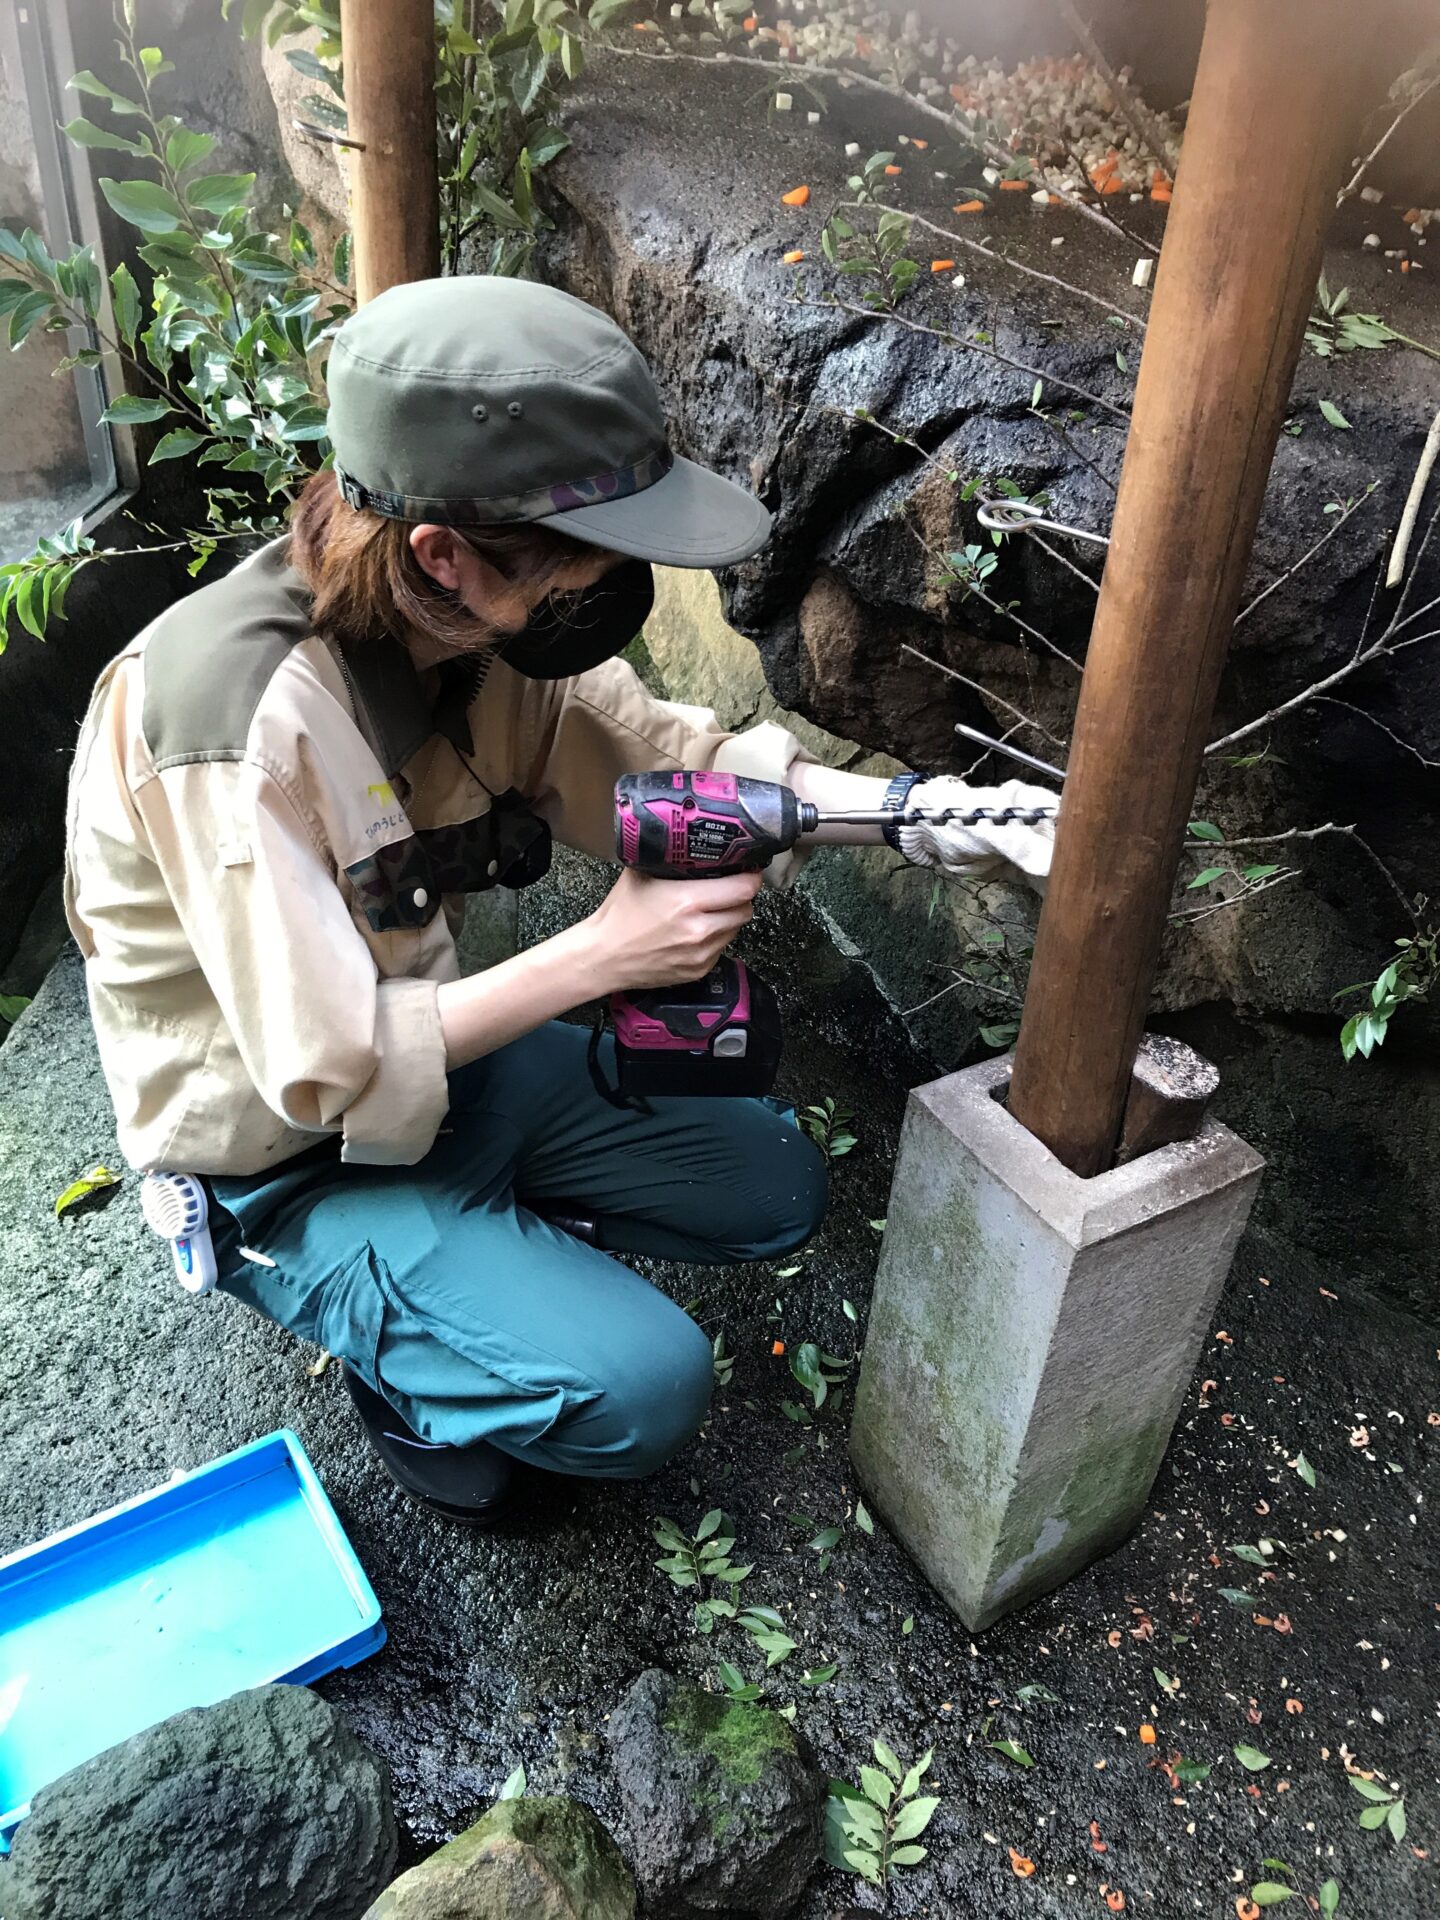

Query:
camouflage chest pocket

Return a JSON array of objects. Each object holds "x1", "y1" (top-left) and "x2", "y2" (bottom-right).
[{"x1": 345, "y1": 812, "x2": 506, "y2": 933}]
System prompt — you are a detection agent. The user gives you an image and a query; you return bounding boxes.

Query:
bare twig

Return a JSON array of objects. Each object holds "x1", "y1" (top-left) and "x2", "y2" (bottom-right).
[
  {"x1": 1206, "y1": 500, "x2": 1440, "y2": 755},
  {"x1": 1386, "y1": 408, "x2": 1440, "y2": 589},
  {"x1": 837, "y1": 202, "x2": 1147, "y2": 329},
  {"x1": 899, "y1": 642, "x2": 1071, "y2": 750},
  {"x1": 1188, "y1": 820, "x2": 1418, "y2": 924},
  {"x1": 1054, "y1": 0, "x2": 1179, "y2": 177},
  {"x1": 1336, "y1": 54, "x2": 1440, "y2": 206},
  {"x1": 803, "y1": 291, "x2": 1130, "y2": 421},
  {"x1": 1170, "y1": 868, "x2": 1300, "y2": 923},
  {"x1": 901, "y1": 967, "x2": 1025, "y2": 1019},
  {"x1": 1234, "y1": 485, "x2": 1380, "y2": 628},
  {"x1": 899, "y1": 513, "x2": 1085, "y2": 674},
  {"x1": 1036, "y1": 408, "x2": 1122, "y2": 495}
]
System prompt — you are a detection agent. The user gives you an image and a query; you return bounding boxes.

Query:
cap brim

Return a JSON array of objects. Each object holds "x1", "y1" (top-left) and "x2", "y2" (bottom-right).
[{"x1": 532, "y1": 453, "x2": 771, "y2": 568}]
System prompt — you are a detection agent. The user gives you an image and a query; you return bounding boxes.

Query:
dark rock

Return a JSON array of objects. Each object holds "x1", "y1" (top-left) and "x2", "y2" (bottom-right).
[
  {"x1": 0, "y1": 1684, "x2": 397, "y2": 1920},
  {"x1": 362, "y1": 1796, "x2": 635, "y2": 1919},
  {"x1": 608, "y1": 1669, "x2": 824, "y2": 1920},
  {"x1": 525, "y1": 51, "x2": 1440, "y2": 1312}
]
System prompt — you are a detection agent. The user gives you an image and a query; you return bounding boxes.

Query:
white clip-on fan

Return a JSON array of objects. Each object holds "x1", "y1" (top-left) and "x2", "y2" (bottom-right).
[{"x1": 141, "y1": 1171, "x2": 218, "y2": 1295}]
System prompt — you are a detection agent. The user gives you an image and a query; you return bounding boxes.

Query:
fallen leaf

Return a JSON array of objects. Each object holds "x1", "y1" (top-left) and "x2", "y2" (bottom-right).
[
  {"x1": 1008, "y1": 1847, "x2": 1036, "y2": 1877},
  {"x1": 1319, "y1": 1287, "x2": 1338, "y2": 1299},
  {"x1": 1090, "y1": 1820, "x2": 1107, "y2": 1854},
  {"x1": 54, "y1": 1164, "x2": 120, "y2": 1218},
  {"x1": 1272, "y1": 1614, "x2": 1293, "y2": 1635},
  {"x1": 781, "y1": 185, "x2": 810, "y2": 207},
  {"x1": 1216, "y1": 1330, "x2": 1234, "y2": 1344},
  {"x1": 1234, "y1": 1744, "x2": 1271, "y2": 1771}
]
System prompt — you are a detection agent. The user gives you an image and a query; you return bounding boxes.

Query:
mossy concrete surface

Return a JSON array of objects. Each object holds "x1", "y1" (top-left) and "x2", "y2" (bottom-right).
[
  {"x1": 851, "y1": 1056, "x2": 1264, "y2": 1630},
  {"x1": 361, "y1": 1796, "x2": 634, "y2": 1920}
]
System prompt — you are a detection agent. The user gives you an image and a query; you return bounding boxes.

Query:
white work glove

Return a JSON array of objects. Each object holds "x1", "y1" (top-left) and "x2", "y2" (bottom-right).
[{"x1": 897, "y1": 776, "x2": 1058, "y2": 897}]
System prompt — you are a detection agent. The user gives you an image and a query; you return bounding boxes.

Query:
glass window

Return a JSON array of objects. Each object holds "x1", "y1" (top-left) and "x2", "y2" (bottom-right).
[{"x1": 0, "y1": 1, "x2": 125, "y2": 562}]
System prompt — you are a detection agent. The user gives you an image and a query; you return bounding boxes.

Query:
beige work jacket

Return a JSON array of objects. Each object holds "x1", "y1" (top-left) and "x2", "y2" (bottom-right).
[{"x1": 63, "y1": 535, "x2": 817, "y2": 1176}]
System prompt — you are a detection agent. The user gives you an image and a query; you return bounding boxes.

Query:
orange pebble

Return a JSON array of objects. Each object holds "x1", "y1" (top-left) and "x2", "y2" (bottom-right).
[
  {"x1": 771, "y1": 1340, "x2": 786, "y2": 1355},
  {"x1": 1100, "y1": 177, "x2": 1126, "y2": 195},
  {"x1": 1106, "y1": 1894, "x2": 1126, "y2": 1913},
  {"x1": 855, "y1": 33, "x2": 874, "y2": 56},
  {"x1": 1008, "y1": 1849, "x2": 1036, "y2": 1878},
  {"x1": 953, "y1": 199, "x2": 986, "y2": 213},
  {"x1": 782, "y1": 249, "x2": 805, "y2": 264},
  {"x1": 884, "y1": 164, "x2": 902, "y2": 176},
  {"x1": 999, "y1": 179, "x2": 1030, "y2": 191},
  {"x1": 1151, "y1": 184, "x2": 1173, "y2": 203},
  {"x1": 781, "y1": 184, "x2": 810, "y2": 207},
  {"x1": 911, "y1": 138, "x2": 929, "y2": 150},
  {"x1": 1138, "y1": 1724, "x2": 1157, "y2": 1746},
  {"x1": 742, "y1": 12, "x2": 757, "y2": 27},
  {"x1": 930, "y1": 259, "x2": 956, "y2": 271}
]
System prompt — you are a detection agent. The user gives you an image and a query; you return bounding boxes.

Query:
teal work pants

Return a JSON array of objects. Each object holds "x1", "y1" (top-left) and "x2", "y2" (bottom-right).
[{"x1": 208, "y1": 1021, "x2": 828, "y2": 1478}]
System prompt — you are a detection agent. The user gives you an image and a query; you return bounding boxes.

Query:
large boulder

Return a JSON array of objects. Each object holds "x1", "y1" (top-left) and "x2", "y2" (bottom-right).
[
  {"x1": 523, "y1": 51, "x2": 1440, "y2": 1316},
  {"x1": 0, "y1": 1684, "x2": 397, "y2": 1920},
  {"x1": 607, "y1": 1669, "x2": 824, "y2": 1920},
  {"x1": 361, "y1": 1796, "x2": 635, "y2": 1920}
]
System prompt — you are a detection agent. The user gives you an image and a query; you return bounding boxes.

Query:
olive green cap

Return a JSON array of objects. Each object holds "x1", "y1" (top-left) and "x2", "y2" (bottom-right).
[{"x1": 325, "y1": 275, "x2": 771, "y2": 567}]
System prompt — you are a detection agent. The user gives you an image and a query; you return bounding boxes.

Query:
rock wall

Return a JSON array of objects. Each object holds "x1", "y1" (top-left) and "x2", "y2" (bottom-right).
[{"x1": 527, "y1": 54, "x2": 1440, "y2": 1315}]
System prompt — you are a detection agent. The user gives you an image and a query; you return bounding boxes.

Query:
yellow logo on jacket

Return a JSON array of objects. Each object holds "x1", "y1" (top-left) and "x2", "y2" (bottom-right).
[{"x1": 366, "y1": 782, "x2": 395, "y2": 807}]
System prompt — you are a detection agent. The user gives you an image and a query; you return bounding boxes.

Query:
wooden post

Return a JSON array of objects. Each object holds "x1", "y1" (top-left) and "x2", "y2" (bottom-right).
[
  {"x1": 1007, "y1": 0, "x2": 1374, "y2": 1177},
  {"x1": 339, "y1": 0, "x2": 439, "y2": 304}
]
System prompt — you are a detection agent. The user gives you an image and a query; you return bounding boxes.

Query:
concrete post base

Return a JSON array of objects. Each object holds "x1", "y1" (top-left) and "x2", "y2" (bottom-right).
[{"x1": 850, "y1": 1056, "x2": 1264, "y2": 1631}]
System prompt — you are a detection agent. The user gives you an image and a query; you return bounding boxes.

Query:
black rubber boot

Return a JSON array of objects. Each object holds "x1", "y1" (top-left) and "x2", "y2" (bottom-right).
[
  {"x1": 534, "y1": 1203, "x2": 600, "y2": 1245},
  {"x1": 341, "y1": 1365, "x2": 515, "y2": 1523}
]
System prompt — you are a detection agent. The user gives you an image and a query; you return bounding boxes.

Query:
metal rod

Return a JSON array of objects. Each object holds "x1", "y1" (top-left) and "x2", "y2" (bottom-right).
[
  {"x1": 292, "y1": 117, "x2": 367, "y2": 151},
  {"x1": 805, "y1": 805, "x2": 1059, "y2": 829},
  {"x1": 977, "y1": 499, "x2": 1111, "y2": 547},
  {"x1": 953, "y1": 724, "x2": 1067, "y2": 784}
]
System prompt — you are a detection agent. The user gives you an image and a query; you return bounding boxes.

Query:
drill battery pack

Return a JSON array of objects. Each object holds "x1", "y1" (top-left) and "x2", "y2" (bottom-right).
[{"x1": 607, "y1": 957, "x2": 783, "y2": 1100}]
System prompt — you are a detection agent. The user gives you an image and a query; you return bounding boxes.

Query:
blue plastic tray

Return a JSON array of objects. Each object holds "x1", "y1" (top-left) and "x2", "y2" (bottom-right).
[{"x1": 0, "y1": 1429, "x2": 385, "y2": 1847}]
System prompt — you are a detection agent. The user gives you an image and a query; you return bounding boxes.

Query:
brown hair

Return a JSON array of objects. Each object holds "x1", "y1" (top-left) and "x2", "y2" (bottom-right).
[{"x1": 287, "y1": 466, "x2": 594, "y2": 653}]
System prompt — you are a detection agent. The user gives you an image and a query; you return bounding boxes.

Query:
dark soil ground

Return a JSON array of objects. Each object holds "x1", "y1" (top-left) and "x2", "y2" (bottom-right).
[{"x1": 0, "y1": 853, "x2": 1435, "y2": 1919}]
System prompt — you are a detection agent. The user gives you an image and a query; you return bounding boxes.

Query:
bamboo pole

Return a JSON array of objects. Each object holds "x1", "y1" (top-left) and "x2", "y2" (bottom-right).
[
  {"x1": 339, "y1": 0, "x2": 439, "y2": 304},
  {"x1": 1006, "y1": 0, "x2": 1376, "y2": 1178}
]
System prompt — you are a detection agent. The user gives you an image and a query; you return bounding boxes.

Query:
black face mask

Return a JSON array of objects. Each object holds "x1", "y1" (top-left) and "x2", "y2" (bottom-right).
[{"x1": 498, "y1": 559, "x2": 655, "y2": 679}]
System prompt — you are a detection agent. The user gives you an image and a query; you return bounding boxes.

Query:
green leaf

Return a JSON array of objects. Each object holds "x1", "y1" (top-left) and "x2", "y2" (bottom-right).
[
  {"x1": 148, "y1": 428, "x2": 209, "y2": 463},
  {"x1": 1319, "y1": 1882, "x2": 1339, "y2": 1917},
  {"x1": 54, "y1": 1164, "x2": 120, "y2": 1217},
  {"x1": 497, "y1": 1762, "x2": 526, "y2": 1799},
  {"x1": 1153, "y1": 1666, "x2": 1178, "y2": 1693},
  {"x1": 166, "y1": 128, "x2": 217, "y2": 175},
  {"x1": 332, "y1": 230, "x2": 351, "y2": 286},
  {"x1": 1187, "y1": 866, "x2": 1226, "y2": 889},
  {"x1": 0, "y1": 993, "x2": 33, "y2": 1022},
  {"x1": 1249, "y1": 1885, "x2": 1296, "y2": 1906},
  {"x1": 1234, "y1": 1744, "x2": 1271, "y2": 1772},
  {"x1": 1231, "y1": 1543, "x2": 1269, "y2": 1566},
  {"x1": 854, "y1": 1498, "x2": 874, "y2": 1537},
  {"x1": 1244, "y1": 863, "x2": 1281, "y2": 882},
  {"x1": 1348, "y1": 1776, "x2": 1395, "y2": 1803},
  {"x1": 98, "y1": 394, "x2": 174, "y2": 426},
  {"x1": 1387, "y1": 1800, "x2": 1406, "y2": 1842},
  {"x1": 99, "y1": 177, "x2": 187, "y2": 234},
  {"x1": 1174, "y1": 1758, "x2": 1212, "y2": 1784},
  {"x1": 66, "y1": 71, "x2": 144, "y2": 115},
  {"x1": 890, "y1": 1795, "x2": 940, "y2": 1843},
  {"x1": 61, "y1": 117, "x2": 150, "y2": 155},
  {"x1": 8, "y1": 290, "x2": 55, "y2": 349},
  {"x1": 1189, "y1": 820, "x2": 1223, "y2": 841},
  {"x1": 872, "y1": 1738, "x2": 903, "y2": 1781},
  {"x1": 1319, "y1": 399, "x2": 1351, "y2": 429},
  {"x1": 987, "y1": 1739, "x2": 1033, "y2": 1767},
  {"x1": 1294, "y1": 1452, "x2": 1316, "y2": 1487},
  {"x1": 859, "y1": 1764, "x2": 896, "y2": 1809},
  {"x1": 186, "y1": 173, "x2": 257, "y2": 215},
  {"x1": 901, "y1": 1614, "x2": 913, "y2": 1634},
  {"x1": 1358, "y1": 1804, "x2": 1390, "y2": 1830},
  {"x1": 1219, "y1": 1588, "x2": 1259, "y2": 1609}
]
